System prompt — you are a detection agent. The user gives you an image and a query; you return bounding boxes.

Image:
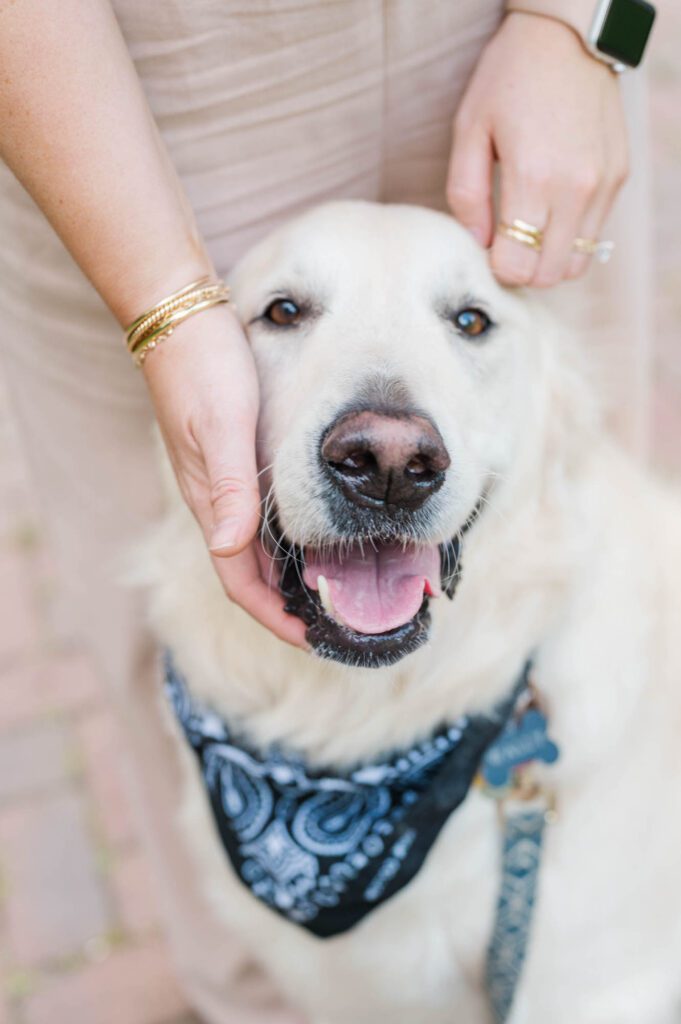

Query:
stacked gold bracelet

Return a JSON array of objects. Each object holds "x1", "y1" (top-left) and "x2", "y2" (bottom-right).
[{"x1": 125, "y1": 275, "x2": 232, "y2": 367}]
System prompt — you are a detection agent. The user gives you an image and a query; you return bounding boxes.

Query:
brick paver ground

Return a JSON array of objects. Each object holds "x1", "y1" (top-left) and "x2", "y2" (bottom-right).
[
  {"x1": 0, "y1": 367, "x2": 196, "y2": 1023},
  {"x1": 0, "y1": 14, "x2": 679, "y2": 1024}
]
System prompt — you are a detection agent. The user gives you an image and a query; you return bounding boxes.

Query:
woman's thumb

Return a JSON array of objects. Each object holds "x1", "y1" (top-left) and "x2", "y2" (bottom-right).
[{"x1": 202, "y1": 427, "x2": 261, "y2": 557}]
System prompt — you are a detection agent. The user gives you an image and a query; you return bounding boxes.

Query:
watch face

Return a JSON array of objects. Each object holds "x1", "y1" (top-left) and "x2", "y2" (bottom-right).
[{"x1": 597, "y1": 0, "x2": 656, "y2": 68}]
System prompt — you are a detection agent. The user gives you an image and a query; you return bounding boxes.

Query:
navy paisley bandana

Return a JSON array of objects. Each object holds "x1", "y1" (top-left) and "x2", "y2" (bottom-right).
[{"x1": 165, "y1": 653, "x2": 530, "y2": 938}]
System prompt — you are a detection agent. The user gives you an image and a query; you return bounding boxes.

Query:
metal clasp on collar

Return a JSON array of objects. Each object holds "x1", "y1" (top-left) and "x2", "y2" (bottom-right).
[
  {"x1": 491, "y1": 765, "x2": 558, "y2": 827},
  {"x1": 477, "y1": 682, "x2": 560, "y2": 826}
]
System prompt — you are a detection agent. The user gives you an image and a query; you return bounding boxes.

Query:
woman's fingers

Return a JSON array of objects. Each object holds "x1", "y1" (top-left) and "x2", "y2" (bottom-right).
[
  {"x1": 210, "y1": 545, "x2": 308, "y2": 648},
  {"x1": 489, "y1": 164, "x2": 548, "y2": 286},
  {"x1": 490, "y1": 159, "x2": 616, "y2": 288},
  {"x1": 565, "y1": 100, "x2": 629, "y2": 280},
  {"x1": 566, "y1": 164, "x2": 628, "y2": 279},
  {"x1": 566, "y1": 196, "x2": 610, "y2": 280},
  {"x1": 142, "y1": 305, "x2": 309, "y2": 645},
  {"x1": 532, "y1": 174, "x2": 597, "y2": 287},
  {"x1": 447, "y1": 116, "x2": 495, "y2": 249},
  {"x1": 445, "y1": 11, "x2": 628, "y2": 290},
  {"x1": 199, "y1": 408, "x2": 262, "y2": 556}
]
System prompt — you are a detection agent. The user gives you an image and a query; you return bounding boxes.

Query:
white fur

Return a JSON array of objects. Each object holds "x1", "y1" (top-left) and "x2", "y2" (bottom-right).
[{"x1": 134, "y1": 202, "x2": 681, "y2": 1024}]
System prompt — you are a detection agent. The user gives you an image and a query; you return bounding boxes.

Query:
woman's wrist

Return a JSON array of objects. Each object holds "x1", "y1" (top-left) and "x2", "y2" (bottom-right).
[
  {"x1": 123, "y1": 273, "x2": 232, "y2": 367},
  {"x1": 139, "y1": 300, "x2": 245, "y2": 382},
  {"x1": 504, "y1": 8, "x2": 618, "y2": 76},
  {"x1": 112, "y1": 250, "x2": 216, "y2": 327},
  {"x1": 505, "y1": 0, "x2": 655, "y2": 74},
  {"x1": 505, "y1": 0, "x2": 597, "y2": 44}
]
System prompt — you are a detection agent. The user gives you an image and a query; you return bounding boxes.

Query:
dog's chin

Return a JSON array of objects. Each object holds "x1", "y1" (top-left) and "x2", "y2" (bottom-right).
[{"x1": 284, "y1": 583, "x2": 434, "y2": 669}]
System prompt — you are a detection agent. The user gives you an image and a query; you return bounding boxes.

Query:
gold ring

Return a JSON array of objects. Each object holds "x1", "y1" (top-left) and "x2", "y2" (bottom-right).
[
  {"x1": 497, "y1": 220, "x2": 543, "y2": 252},
  {"x1": 508, "y1": 218, "x2": 543, "y2": 240},
  {"x1": 573, "y1": 237, "x2": 615, "y2": 264}
]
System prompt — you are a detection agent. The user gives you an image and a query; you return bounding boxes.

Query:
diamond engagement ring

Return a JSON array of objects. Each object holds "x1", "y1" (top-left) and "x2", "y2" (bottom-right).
[{"x1": 573, "y1": 237, "x2": 615, "y2": 264}]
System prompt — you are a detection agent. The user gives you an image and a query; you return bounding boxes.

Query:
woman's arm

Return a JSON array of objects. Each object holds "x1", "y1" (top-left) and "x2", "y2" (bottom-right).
[
  {"x1": 447, "y1": 7, "x2": 628, "y2": 287},
  {"x1": 0, "y1": 0, "x2": 207, "y2": 320},
  {"x1": 505, "y1": 0, "x2": 604, "y2": 42},
  {"x1": 0, "y1": 0, "x2": 306, "y2": 646}
]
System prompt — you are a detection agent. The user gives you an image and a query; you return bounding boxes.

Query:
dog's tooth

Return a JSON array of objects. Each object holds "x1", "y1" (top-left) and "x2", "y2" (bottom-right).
[{"x1": 317, "y1": 574, "x2": 336, "y2": 620}]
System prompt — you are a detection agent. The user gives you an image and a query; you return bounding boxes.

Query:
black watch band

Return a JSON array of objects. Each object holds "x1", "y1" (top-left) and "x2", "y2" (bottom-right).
[
  {"x1": 588, "y1": 0, "x2": 656, "y2": 71},
  {"x1": 507, "y1": 0, "x2": 656, "y2": 72}
]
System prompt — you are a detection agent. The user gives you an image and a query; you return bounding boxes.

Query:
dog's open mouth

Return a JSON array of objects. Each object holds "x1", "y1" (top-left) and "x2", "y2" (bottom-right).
[
  {"x1": 305, "y1": 542, "x2": 441, "y2": 634},
  {"x1": 266, "y1": 526, "x2": 465, "y2": 668}
]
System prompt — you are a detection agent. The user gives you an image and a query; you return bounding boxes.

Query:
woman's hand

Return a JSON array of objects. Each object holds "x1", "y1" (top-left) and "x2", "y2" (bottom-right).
[
  {"x1": 0, "y1": 0, "x2": 306, "y2": 647},
  {"x1": 141, "y1": 303, "x2": 308, "y2": 648},
  {"x1": 447, "y1": 11, "x2": 629, "y2": 287}
]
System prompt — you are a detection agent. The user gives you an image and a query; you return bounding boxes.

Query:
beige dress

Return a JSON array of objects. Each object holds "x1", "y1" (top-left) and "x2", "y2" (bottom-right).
[{"x1": 0, "y1": 2, "x2": 651, "y2": 1020}]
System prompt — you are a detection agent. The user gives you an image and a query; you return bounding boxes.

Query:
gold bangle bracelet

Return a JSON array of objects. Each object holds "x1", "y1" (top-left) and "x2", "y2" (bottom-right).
[
  {"x1": 127, "y1": 282, "x2": 229, "y2": 353},
  {"x1": 132, "y1": 293, "x2": 232, "y2": 368},
  {"x1": 124, "y1": 276, "x2": 232, "y2": 368},
  {"x1": 125, "y1": 276, "x2": 211, "y2": 340}
]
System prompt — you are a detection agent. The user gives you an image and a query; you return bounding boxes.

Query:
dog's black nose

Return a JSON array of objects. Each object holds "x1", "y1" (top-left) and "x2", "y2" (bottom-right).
[{"x1": 321, "y1": 410, "x2": 450, "y2": 510}]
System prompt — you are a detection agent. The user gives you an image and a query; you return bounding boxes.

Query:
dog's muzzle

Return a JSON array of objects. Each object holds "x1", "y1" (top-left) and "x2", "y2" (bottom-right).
[
  {"x1": 263, "y1": 409, "x2": 483, "y2": 668},
  {"x1": 260, "y1": 520, "x2": 470, "y2": 669}
]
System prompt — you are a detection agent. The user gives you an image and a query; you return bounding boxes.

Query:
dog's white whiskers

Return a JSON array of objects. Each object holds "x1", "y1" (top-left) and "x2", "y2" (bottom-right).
[
  {"x1": 255, "y1": 460, "x2": 275, "y2": 483},
  {"x1": 259, "y1": 484, "x2": 279, "y2": 549},
  {"x1": 288, "y1": 544, "x2": 307, "y2": 593},
  {"x1": 442, "y1": 542, "x2": 452, "y2": 582},
  {"x1": 476, "y1": 489, "x2": 507, "y2": 527}
]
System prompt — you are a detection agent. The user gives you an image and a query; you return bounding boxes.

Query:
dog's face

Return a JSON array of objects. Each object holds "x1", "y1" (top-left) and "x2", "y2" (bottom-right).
[{"x1": 229, "y1": 202, "x2": 544, "y2": 668}]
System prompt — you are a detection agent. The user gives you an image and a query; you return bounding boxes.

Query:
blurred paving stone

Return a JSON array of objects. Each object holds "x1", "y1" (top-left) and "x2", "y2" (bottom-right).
[
  {"x1": 0, "y1": 494, "x2": 34, "y2": 542},
  {"x1": 0, "y1": 650, "x2": 102, "y2": 732},
  {"x1": 47, "y1": 651, "x2": 102, "y2": 715},
  {"x1": 0, "y1": 549, "x2": 39, "y2": 666},
  {"x1": 0, "y1": 661, "x2": 43, "y2": 732},
  {"x1": 111, "y1": 849, "x2": 161, "y2": 938},
  {"x1": 0, "y1": 721, "x2": 71, "y2": 802},
  {"x1": 652, "y1": 382, "x2": 681, "y2": 477},
  {"x1": 0, "y1": 791, "x2": 110, "y2": 964},
  {"x1": 22, "y1": 942, "x2": 189, "y2": 1024},
  {"x1": 77, "y1": 709, "x2": 137, "y2": 851}
]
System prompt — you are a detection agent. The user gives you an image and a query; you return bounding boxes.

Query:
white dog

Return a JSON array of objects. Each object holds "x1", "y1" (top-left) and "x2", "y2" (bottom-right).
[{"x1": 137, "y1": 202, "x2": 681, "y2": 1024}]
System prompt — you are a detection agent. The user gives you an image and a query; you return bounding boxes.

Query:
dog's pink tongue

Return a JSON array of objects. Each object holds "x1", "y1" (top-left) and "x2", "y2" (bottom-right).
[{"x1": 303, "y1": 542, "x2": 440, "y2": 635}]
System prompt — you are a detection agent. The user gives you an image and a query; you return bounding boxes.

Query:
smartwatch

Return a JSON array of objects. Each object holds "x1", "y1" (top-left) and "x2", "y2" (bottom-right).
[{"x1": 506, "y1": 0, "x2": 657, "y2": 71}]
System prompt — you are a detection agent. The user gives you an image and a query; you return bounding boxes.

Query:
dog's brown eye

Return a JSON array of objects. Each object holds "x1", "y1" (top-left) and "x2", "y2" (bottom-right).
[
  {"x1": 454, "y1": 308, "x2": 492, "y2": 338},
  {"x1": 264, "y1": 298, "x2": 302, "y2": 327}
]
